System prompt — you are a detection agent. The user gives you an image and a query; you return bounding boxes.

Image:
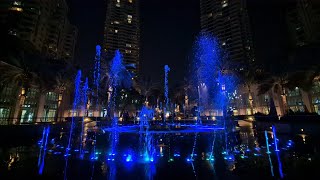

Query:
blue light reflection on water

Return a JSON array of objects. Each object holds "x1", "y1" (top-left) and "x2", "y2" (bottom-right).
[{"x1": 2, "y1": 122, "x2": 318, "y2": 179}]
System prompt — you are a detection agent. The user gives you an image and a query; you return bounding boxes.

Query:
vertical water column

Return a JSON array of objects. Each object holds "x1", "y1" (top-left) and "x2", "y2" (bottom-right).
[
  {"x1": 108, "y1": 50, "x2": 124, "y2": 127},
  {"x1": 38, "y1": 126, "x2": 50, "y2": 175},
  {"x1": 80, "y1": 78, "x2": 89, "y2": 158},
  {"x1": 265, "y1": 130, "x2": 274, "y2": 177},
  {"x1": 272, "y1": 125, "x2": 284, "y2": 178},
  {"x1": 164, "y1": 65, "x2": 170, "y2": 123},
  {"x1": 66, "y1": 70, "x2": 82, "y2": 156},
  {"x1": 93, "y1": 45, "x2": 101, "y2": 107}
]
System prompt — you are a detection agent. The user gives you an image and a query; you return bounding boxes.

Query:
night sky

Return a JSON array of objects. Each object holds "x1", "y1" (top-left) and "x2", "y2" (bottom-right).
[
  {"x1": 66, "y1": 0, "x2": 289, "y2": 85},
  {"x1": 66, "y1": 0, "x2": 200, "y2": 86}
]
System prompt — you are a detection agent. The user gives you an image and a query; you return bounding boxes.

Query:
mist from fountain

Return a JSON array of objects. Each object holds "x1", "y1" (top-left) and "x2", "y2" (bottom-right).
[
  {"x1": 192, "y1": 32, "x2": 236, "y2": 122},
  {"x1": 108, "y1": 50, "x2": 131, "y2": 127}
]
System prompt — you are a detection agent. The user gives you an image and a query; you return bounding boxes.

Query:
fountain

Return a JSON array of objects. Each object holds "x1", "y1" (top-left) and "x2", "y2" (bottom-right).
[
  {"x1": 273, "y1": 126, "x2": 284, "y2": 178},
  {"x1": 164, "y1": 65, "x2": 170, "y2": 123},
  {"x1": 80, "y1": 78, "x2": 89, "y2": 158},
  {"x1": 38, "y1": 126, "x2": 50, "y2": 175},
  {"x1": 66, "y1": 70, "x2": 82, "y2": 156},
  {"x1": 139, "y1": 106, "x2": 155, "y2": 162},
  {"x1": 93, "y1": 45, "x2": 101, "y2": 106},
  {"x1": 265, "y1": 130, "x2": 274, "y2": 176},
  {"x1": 64, "y1": 70, "x2": 81, "y2": 180},
  {"x1": 192, "y1": 33, "x2": 236, "y2": 121},
  {"x1": 108, "y1": 50, "x2": 131, "y2": 127}
]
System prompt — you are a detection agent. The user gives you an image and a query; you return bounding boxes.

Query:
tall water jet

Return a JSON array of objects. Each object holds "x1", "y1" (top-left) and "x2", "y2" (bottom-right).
[
  {"x1": 64, "y1": 70, "x2": 81, "y2": 180},
  {"x1": 94, "y1": 45, "x2": 101, "y2": 107},
  {"x1": 80, "y1": 78, "x2": 89, "y2": 158},
  {"x1": 66, "y1": 70, "x2": 82, "y2": 156},
  {"x1": 192, "y1": 33, "x2": 220, "y2": 122},
  {"x1": 272, "y1": 126, "x2": 284, "y2": 178},
  {"x1": 139, "y1": 106, "x2": 155, "y2": 162},
  {"x1": 265, "y1": 130, "x2": 274, "y2": 176},
  {"x1": 272, "y1": 125, "x2": 279, "y2": 152},
  {"x1": 108, "y1": 50, "x2": 131, "y2": 127},
  {"x1": 164, "y1": 65, "x2": 170, "y2": 123},
  {"x1": 38, "y1": 126, "x2": 50, "y2": 175},
  {"x1": 192, "y1": 32, "x2": 236, "y2": 121}
]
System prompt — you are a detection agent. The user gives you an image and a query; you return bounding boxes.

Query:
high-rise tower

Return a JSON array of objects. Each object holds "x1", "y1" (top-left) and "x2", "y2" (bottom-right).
[
  {"x1": 286, "y1": 0, "x2": 320, "y2": 47},
  {"x1": 200, "y1": 0, "x2": 254, "y2": 67},
  {"x1": 0, "y1": 0, "x2": 77, "y2": 63},
  {"x1": 104, "y1": 0, "x2": 140, "y2": 76}
]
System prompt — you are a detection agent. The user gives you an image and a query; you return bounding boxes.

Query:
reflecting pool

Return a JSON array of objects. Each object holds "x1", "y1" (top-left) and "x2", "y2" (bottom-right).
[{"x1": 1, "y1": 120, "x2": 320, "y2": 180}]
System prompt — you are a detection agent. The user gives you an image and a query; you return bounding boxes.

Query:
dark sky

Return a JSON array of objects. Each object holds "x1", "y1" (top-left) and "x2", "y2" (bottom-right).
[
  {"x1": 66, "y1": 0, "x2": 200, "y2": 85},
  {"x1": 66, "y1": 0, "x2": 290, "y2": 85}
]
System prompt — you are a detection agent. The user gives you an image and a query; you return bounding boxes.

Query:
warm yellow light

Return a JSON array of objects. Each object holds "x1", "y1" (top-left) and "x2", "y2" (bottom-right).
[
  {"x1": 9, "y1": 7, "x2": 23, "y2": 12},
  {"x1": 58, "y1": 94, "x2": 63, "y2": 101},
  {"x1": 211, "y1": 116, "x2": 216, "y2": 120},
  {"x1": 177, "y1": 117, "x2": 181, "y2": 120},
  {"x1": 21, "y1": 88, "x2": 26, "y2": 95}
]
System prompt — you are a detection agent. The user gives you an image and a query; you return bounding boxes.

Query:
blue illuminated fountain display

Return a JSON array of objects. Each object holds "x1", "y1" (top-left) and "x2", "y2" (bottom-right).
[
  {"x1": 32, "y1": 38, "x2": 296, "y2": 179},
  {"x1": 192, "y1": 32, "x2": 236, "y2": 121}
]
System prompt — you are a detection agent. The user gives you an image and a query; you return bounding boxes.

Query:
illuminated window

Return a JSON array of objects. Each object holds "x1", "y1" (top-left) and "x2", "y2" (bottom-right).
[
  {"x1": 125, "y1": 50, "x2": 131, "y2": 53},
  {"x1": 115, "y1": 29, "x2": 118, "y2": 33},
  {"x1": 222, "y1": 0, "x2": 228, "y2": 7},
  {"x1": 126, "y1": 44, "x2": 132, "y2": 47},
  {"x1": 114, "y1": 21, "x2": 119, "y2": 24},
  {"x1": 127, "y1": 15, "x2": 132, "y2": 23},
  {"x1": 116, "y1": 0, "x2": 120, "y2": 7},
  {"x1": 221, "y1": 84, "x2": 226, "y2": 91},
  {"x1": 222, "y1": 42, "x2": 226, "y2": 46},
  {"x1": 129, "y1": 0, "x2": 133, "y2": 3}
]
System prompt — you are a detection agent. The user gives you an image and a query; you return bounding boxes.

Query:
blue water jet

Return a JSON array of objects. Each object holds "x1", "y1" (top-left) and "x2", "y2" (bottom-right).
[
  {"x1": 265, "y1": 130, "x2": 271, "y2": 154},
  {"x1": 64, "y1": 70, "x2": 81, "y2": 180},
  {"x1": 192, "y1": 33, "x2": 237, "y2": 122},
  {"x1": 38, "y1": 126, "x2": 50, "y2": 175},
  {"x1": 66, "y1": 70, "x2": 82, "y2": 156},
  {"x1": 93, "y1": 45, "x2": 101, "y2": 106},
  {"x1": 108, "y1": 50, "x2": 132, "y2": 126},
  {"x1": 80, "y1": 78, "x2": 89, "y2": 159},
  {"x1": 272, "y1": 125, "x2": 279, "y2": 152},
  {"x1": 164, "y1": 65, "x2": 170, "y2": 123}
]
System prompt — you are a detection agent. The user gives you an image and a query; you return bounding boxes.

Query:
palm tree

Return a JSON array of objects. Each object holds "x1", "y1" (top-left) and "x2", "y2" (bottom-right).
[
  {"x1": 258, "y1": 72, "x2": 289, "y2": 115},
  {"x1": 238, "y1": 64, "x2": 264, "y2": 115},
  {"x1": 133, "y1": 76, "x2": 159, "y2": 107}
]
